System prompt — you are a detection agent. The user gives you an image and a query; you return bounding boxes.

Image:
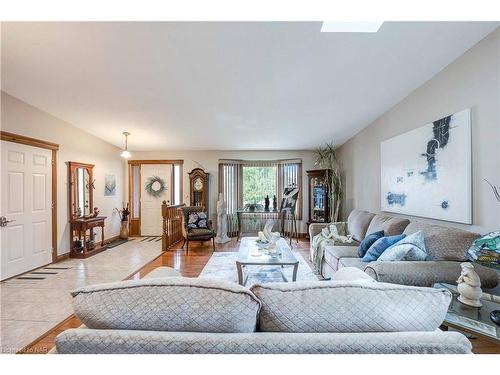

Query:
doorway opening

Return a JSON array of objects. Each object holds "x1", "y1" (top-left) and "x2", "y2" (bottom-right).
[{"x1": 128, "y1": 160, "x2": 183, "y2": 236}]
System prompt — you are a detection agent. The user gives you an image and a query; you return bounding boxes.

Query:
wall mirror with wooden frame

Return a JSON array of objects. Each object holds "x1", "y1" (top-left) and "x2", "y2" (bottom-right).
[{"x1": 68, "y1": 161, "x2": 94, "y2": 218}]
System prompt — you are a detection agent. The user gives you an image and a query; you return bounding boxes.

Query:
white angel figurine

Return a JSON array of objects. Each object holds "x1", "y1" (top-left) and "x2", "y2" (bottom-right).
[{"x1": 215, "y1": 193, "x2": 230, "y2": 244}]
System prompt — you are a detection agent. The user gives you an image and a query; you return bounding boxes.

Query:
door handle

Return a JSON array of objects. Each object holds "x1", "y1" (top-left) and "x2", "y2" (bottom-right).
[{"x1": 0, "y1": 216, "x2": 15, "y2": 227}]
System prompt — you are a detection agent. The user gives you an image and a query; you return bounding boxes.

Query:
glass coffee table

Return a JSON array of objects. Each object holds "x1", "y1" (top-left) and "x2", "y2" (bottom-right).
[
  {"x1": 236, "y1": 237, "x2": 299, "y2": 286},
  {"x1": 434, "y1": 283, "x2": 500, "y2": 343}
]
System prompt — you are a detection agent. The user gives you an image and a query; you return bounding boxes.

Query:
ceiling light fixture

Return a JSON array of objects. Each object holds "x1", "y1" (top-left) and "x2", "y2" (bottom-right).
[
  {"x1": 320, "y1": 22, "x2": 384, "y2": 33},
  {"x1": 120, "y1": 131, "x2": 132, "y2": 159}
]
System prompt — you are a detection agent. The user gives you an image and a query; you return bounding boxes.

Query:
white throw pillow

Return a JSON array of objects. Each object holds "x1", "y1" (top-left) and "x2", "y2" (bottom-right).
[
  {"x1": 331, "y1": 267, "x2": 375, "y2": 282},
  {"x1": 378, "y1": 230, "x2": 427, "y2": 261}
]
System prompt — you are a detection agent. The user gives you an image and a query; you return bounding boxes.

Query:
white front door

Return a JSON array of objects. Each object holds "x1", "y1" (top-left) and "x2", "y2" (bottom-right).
[
  {"x1": 1, "y1": 141, "x2": 53, "y2": 280},
  {"x1": 140, "y1": 164, "x2": 171, "y2": 236}
]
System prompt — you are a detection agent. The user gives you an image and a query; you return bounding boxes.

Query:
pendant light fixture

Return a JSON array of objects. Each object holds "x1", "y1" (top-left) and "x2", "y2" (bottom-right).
[{"x1": 120, "y1": 131, "x2": 132, "y2": 159}]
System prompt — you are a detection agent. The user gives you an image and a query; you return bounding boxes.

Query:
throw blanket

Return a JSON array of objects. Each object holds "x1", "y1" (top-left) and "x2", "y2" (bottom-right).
[{"x1": 311, "y1": 222, "x2": 354, "y2": 273}]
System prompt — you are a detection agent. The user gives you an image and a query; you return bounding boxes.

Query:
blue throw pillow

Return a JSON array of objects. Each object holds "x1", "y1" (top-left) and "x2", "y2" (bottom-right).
[
  {"x1": 358, "y1": 230, "x2": 384, "y2": 258},
  {"x1": 378, "y1": 231, "x2": 427, "y2": 261},
  {"x1": 362, "y1": 234, "x2": 406, "y2": 262}
]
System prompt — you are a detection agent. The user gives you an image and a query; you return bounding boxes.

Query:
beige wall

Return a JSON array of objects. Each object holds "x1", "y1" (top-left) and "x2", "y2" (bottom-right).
[
  {"x1": 337, "y1": 28, "x2": 500, "y2": 234},
  {"x1": 128, "y1": 150, "x2": 317, "y2": 232},
  {"x1": 1, "y1": 90, "x2": 317, "y2": 256},
  {"x1": 1, "y1": 92, "x2": 126, "y2": 256}
]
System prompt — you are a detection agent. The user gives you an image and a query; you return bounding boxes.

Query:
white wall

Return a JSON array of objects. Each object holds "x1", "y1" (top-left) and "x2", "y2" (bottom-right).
[
  {"x1": 128, "y1": 150, "x2": 317, "y2": 233},
  {"x1": 1, "y1": 92, "x2": 126, "y2": 256},
  {"x1": 337, "y1": 28, "x2": 500, "y2": 234}
]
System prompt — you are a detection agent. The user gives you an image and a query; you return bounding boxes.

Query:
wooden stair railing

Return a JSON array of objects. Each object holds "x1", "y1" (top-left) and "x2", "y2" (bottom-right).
[{"x1": 161, "y1": 201, "x2": 185, "y2": 250}]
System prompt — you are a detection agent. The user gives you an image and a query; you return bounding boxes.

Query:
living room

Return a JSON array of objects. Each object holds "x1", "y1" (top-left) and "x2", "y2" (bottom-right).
[{"x1": 1, "y1": 0, "x2": 499, "y2": 373}]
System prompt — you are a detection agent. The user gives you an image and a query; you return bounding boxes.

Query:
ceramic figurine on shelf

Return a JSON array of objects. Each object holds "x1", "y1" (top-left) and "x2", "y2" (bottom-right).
[
  {"x1": 264, "y1": 195, "x2": 270, "y2": 211},
  {"x1": 215, "y1": 193, "x2": 230, "y2": 244},
  {"x1": 83, "y1": 207, "x2": 99, "y2": 219},
  {"x1": 272, "y1": 195, "x2": 277, "y2": 211},
  {"x1": 457, "y1": 262, "x2": 483, "y2": 307}
]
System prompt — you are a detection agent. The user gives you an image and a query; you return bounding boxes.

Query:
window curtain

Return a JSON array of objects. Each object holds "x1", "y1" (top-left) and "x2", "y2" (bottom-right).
[
  {"x1": 218, "y1": 161, "x2": 242, "y2": 237},
  {"x1": 218, "y1": 159, "x2": 302, "y2": 237}
]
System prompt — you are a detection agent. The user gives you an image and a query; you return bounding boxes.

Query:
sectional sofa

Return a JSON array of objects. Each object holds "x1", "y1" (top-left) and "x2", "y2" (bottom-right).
[
  {"x1": 54, "y1": 268, "x2": 472, "y2": 354},
  {"x1": 309, "y1": 210, "x2": 499, "y2": 288}
]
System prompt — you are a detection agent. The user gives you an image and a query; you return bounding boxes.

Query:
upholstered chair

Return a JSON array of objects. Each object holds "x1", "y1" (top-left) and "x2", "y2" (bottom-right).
[{"x1": 180, "y1": 206, "x2": 216, "y2": 254}]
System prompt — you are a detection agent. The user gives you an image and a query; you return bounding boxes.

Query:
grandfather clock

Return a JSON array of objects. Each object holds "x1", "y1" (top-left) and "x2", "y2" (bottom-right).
[{"x1": 188, "y1": 168, "x2": 209, "y2": 210}]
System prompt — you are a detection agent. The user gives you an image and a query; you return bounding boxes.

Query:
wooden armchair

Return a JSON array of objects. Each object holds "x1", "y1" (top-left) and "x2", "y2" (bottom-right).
[{"x1": 180, "y1": 206, "x2": 216, "y2": 254}]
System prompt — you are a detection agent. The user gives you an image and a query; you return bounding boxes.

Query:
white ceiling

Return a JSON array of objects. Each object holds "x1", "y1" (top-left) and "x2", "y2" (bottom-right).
[{"x1": 1, "y1": 22, "x2": 498, "y2": 151}]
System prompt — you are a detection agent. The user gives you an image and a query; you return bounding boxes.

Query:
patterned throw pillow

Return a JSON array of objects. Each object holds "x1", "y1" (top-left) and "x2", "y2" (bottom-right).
[
  {"x1": 358, "y1": 230, "x2": 384, "y2": 258},
  {"x1": 188, "y1": 212, "x2": 208, "y2": 229},
  {"x1": 362, "y1": 234, "x2": 406, "y2": 262},
  {"x1": 378, "y1": 230, "x2": 427, "y2": 261}
]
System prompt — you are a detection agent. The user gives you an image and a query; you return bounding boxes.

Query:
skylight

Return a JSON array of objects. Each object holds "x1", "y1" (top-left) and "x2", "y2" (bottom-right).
[{"x1": 321, "y1": 22, "x2": 384, "y2": 33}]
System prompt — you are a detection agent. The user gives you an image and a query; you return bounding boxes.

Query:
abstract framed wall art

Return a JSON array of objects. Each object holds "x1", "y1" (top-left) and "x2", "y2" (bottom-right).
[
  {"x1": 104, "y1": 174, "x2": 116, "y2": 196},
  {"x1": 380, "y1": 108, "x2": 472, "y2": 224}
]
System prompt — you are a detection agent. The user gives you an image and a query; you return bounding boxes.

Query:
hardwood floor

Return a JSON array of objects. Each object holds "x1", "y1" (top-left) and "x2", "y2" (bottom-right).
[{"x1": 19, "y1": 237, "x2": 499, "y2": 354}]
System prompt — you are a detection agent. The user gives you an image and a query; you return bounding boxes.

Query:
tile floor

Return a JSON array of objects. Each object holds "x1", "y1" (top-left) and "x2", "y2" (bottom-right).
[{"x1": 0, "y1": 238, "x2": 163, "y2": 353}]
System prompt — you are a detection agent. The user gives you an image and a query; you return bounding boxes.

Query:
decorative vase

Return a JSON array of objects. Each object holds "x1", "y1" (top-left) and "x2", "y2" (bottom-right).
[
  {"x1": 120, "y1": 220, "x2": 129, "y2": 240},
  {"x1": 267, "y1": 232, "x2": 281, "y2": 258}
]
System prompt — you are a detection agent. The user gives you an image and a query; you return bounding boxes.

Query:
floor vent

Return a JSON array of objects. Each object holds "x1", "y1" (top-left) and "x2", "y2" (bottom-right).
[
  {"x1": 44, "y1": 267, "x2": 71, "y2": 270},
  {"x1": 107, "y1": 239, "x2": 129, "y2": 248},
  {"x1": 17, "y1": 276, "x2": 46, "y2": 280},
  {"x1": 30, "y1": 271, "x2": 58, "y2": 275}
]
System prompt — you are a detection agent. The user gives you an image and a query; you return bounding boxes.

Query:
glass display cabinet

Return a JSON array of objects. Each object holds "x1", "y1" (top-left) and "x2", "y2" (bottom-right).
[{"x1": 306, "y1": 169, "x2": 330, "y2": 237}]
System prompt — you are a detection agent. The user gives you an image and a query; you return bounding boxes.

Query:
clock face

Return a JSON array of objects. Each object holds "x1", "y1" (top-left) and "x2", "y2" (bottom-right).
[{"x1": 194, "y1": 178, "x2": 203, "y2": 191}]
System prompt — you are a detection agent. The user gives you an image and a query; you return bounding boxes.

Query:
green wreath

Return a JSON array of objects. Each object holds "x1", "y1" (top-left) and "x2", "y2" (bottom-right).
[{"x1": 144, "y1": 175, "x2": 167, "y2": 198}]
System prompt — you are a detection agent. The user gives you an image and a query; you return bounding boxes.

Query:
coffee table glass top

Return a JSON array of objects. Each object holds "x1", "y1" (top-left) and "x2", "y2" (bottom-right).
[
  {"x1": 434, "y1": 283, "x2": 500, "y2": 342},
  {"x1": 237, "y1": 237, "x2": 298, "y2": 265}
]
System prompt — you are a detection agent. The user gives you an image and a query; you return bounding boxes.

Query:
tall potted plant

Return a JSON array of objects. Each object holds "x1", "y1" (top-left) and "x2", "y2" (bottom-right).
[{"x1": 314, "y1": 142, "x2": 343, "y2": 222}]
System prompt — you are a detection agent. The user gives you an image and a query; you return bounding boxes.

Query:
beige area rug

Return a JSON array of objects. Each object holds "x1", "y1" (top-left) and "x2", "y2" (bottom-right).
[{"x1": 0, "y1": 238, "x2": 163, "y2": 353}]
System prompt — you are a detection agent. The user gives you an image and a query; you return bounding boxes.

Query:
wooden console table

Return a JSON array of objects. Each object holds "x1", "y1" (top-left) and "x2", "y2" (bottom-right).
[{"x1": 70, "y1": 216, "x2": 107, "y2": 258}]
